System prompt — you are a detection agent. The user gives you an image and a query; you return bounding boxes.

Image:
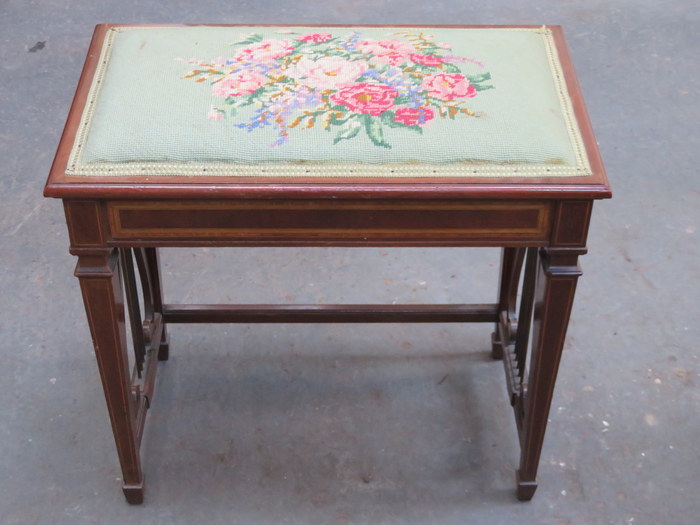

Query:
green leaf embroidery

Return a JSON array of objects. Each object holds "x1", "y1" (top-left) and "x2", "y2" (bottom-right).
[
  {"x1": 467, "y1": 72, "x2": 492, "y2": 84},
  {"x1": 406, "y1": 124, "x2": 423, "y2": 134},
  {"x1": 473, "y1": 84, "x2": 494, "y2": 92},
  {"x1": 232, "y1": 94, "x2": 257, "y2": 107},
  {"x1": 441, "y1": 63, "x2": 462, "y2": 74},
  {"x1": 231, "y1": 33, "x2": 264, "y2": 46},
  {"x1": 327, "y1": 113, "x2": 349, "y2": 127},
  {"x1": 380, "y1": 111, "x2": 399, "y2": 127},
  {"x1": 364, "y1": 116, "x2": 391, "y2": 149},
  {"x1": 333, "y1": 118, "x2": 362, "y2": 144}
]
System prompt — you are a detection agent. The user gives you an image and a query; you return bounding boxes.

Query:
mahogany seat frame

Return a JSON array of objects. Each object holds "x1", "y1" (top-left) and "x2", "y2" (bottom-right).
[{"x1": 44, "y1": 24, "x2": 611, "y2": 504}]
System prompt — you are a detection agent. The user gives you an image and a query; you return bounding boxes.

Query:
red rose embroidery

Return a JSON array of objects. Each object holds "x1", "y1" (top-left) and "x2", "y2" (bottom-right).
[
  {"x1": 298, "y1": 33, "x2": 333, "y2": 43},
  {"x1": 393, "y1": 106, "x2": 435, "y2": 126},
  {"x1": 330, "y1": 83, "x2": 399, "y2": 116},
  {"x1": 408, "y1": 53, "x2": 444, "y2": 66}
]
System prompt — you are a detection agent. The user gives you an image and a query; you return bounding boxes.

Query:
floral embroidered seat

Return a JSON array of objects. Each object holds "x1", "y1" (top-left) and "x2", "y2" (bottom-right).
[{"x1": 67, "y1": 25, "x2": 591, "y2": 179}]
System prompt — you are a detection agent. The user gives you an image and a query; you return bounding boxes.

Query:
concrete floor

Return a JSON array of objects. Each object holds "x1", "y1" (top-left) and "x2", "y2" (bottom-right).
[{"x1": 1, "y1": 1, "x2": 699, "y2": 524}]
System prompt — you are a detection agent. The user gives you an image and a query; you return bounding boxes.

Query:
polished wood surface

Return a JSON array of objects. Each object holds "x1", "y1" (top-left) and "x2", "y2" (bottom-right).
[
  {"x1": 44, "y1": 24, "x2": 611, "y2": 504},
  {"x1": 162, "y1": 303, "x2": 499, "y2": 324},
  {"x1": 106, "y1": 199, "x2": 552, "y2": 245}
]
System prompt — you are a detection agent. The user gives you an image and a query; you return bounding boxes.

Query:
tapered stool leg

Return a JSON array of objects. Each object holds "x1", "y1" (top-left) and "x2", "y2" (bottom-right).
[
  {"x1": 516, "y1": 248, "x2": 583, "y2": 500},
  {"x1": 76, "y1": 249, "x2": 144, "y2": 504}
]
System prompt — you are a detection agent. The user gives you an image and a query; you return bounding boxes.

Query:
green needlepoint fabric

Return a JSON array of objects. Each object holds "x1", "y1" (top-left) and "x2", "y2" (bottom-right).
[{"x1": 67, "y1": 26, "x2": 591, "y2": 178}]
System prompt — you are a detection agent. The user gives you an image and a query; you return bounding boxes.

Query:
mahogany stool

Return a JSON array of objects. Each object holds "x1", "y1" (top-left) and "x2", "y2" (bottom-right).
[{"x1": 44, "y1": 24, "x2": 610, "y2": 504}]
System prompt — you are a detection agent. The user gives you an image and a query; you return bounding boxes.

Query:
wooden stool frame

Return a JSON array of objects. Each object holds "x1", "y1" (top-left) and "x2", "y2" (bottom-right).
[{"x1": 44, "y1": 24, "x2": 611, "y2": 504}]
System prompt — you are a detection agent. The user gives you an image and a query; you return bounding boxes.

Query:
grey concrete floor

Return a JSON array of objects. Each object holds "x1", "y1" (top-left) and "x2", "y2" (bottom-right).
[{"x1": 1, "y1": 1, "x2": 699, "y2": 524}]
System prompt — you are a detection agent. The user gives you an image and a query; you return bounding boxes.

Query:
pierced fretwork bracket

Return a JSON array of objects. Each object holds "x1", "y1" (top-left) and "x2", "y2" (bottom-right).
[
  {"x1": 119, "y1": 248, "x2": 163, "y2": 418},
  {"x1": 119, "y1": 248, "x2": 146, "y2": 377},
  {"x1": 497, "y1": 247, "x2": 539, "y2": 419},
  {"x1": 499, "y1": 312, "x2": 523, "y2": 406}
]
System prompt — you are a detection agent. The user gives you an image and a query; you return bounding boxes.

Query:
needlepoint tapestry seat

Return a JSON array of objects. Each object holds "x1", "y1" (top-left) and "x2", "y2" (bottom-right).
[{"x1": 67, "y1": 26, "x2": 591, "y2": 179}]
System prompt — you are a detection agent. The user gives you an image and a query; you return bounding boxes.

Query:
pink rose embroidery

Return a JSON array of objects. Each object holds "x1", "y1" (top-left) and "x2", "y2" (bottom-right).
[
  {"x1": 289, "y1": 56, "x2": 369, "y2": 90},
  {"x1": 421, "y1": 73, "x2": 476, "y2": 100},
  {"x1": 409, "y1": 53, "x2": 444, "y2": 66},
  {"x1": 235, "y1": 39, "x2": 295, "y2": 62},
  {"x1": 212, "y1": 71, "x2": 266, "y2": 97},
  {"x1": 393, "y1": 106, "x2": 435, "y2": 126},
  {"x1": 298, "y1": 33, "x2": 333, "y2": 43},
  {"x1": 330, "y1": 83, "x2": 398, "y2": 116},
  {"x1": 357, "y1": 38, "x2": 415, "y2": 66}
]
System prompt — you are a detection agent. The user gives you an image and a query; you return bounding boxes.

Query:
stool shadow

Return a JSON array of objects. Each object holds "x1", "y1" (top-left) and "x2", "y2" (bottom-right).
[{"x1": 141, "y1": 333, "x2": 520, "y2": 512}]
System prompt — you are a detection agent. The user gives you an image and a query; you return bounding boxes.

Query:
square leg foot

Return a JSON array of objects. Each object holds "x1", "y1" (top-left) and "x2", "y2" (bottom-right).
[
  {"x1": 491, "y1": 331, "x2": 504, "y2": 360},
  {"x1": 515, "y1": 470, "x2": 537, "y2": 501},
  {"x1": 123, "y1": 481, "x2": 144, "y2": 504},
  {"x1": 157, "y1": 335, "x2": 170, "y2": 361}
]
